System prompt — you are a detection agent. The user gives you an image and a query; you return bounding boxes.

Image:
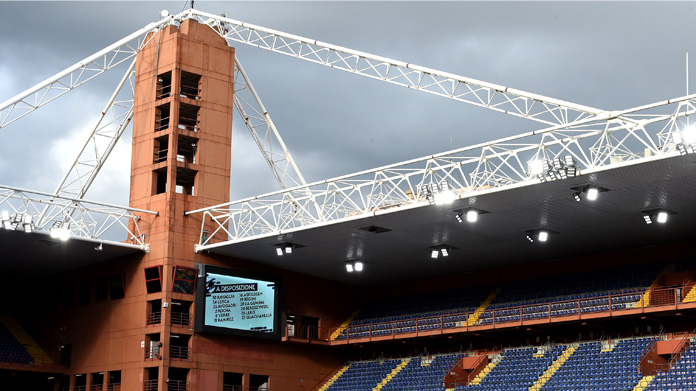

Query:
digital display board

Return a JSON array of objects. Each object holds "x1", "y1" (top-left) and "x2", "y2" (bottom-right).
[{"x1": 194, "y1": 265, "x2": 281, "y2": 340}]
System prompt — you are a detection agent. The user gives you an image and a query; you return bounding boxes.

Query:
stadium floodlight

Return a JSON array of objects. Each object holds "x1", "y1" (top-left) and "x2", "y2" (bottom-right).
[
  {"x1": 354, "y1": 261, "x2": 364, "y2": 272},
  {"x1": 433, "y1": 181, "x2": 456, "y2": 205},
  {"x1": 285, "y1": 244, "x2": 293, "y2": 254},
  {"x1": 421, "y1": 184, "x2": 435, "y2": 205},
  {"x1": 573, "y1": 192, "x2": 582, "y2": 202},
  {"x1": 276, "y1": 247, "x2": 284, "y2": 256},
  {"x1": 674, "y1": 125, "x2": 696, "y2": 155},
  {"x1": 455, "y1": 214, "x2": 463, "y2": 223},
  {"x1": 641, "y1": 209, "x2": 673, "y2": 225},
  {"x1": 0, "y1": 210, "x2": 10, "y2": 230},
  {"x1": 466, "y1": 210, "x2": 478, "y2": 223},
  {"x1": 586, "y1": 187, "x2": 599, "y2": 201},
  {"x1": 23, "y1": 215, "x2": 33, "y2": 233},
  {"x1": 440, "y1": 248, "x2": 449, "y2": 257},
  {"x1": 59, "y1": 224, "x2": 71, "y2": 241},
  {"x1": 346, "y1": 263, "x2": 354, "y2": 272},
  {"x1": 526, "y1": 229, "x2": 553, "y2": 243},
  {"x1": 431, "y1": 250, "x2": 439, "y2": 259},
  {"x1": 529, "y1": 159, "x2": 545, "y2": 176},
  {"x1": 656, "y1": 211, "x2": 668, "y2": 224}
]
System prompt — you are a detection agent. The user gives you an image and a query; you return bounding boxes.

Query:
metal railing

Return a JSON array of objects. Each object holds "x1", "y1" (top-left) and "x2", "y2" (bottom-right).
[
  {"x1": 156, "y1": 85, "x2": 172, "y2": 100},
  {"x1": 327, "y1": 284, "x2": 694, "y2": 344},
  {"x1": 143, "y1": 379, "x2": 158, "y2": 391},
  {"x1": 144, "y1": 345, "x2": 161, "y2": 360},
  {"x1": 89, "y1": 385, "x2": 103, "y2": 391},
  {"x1": 180, "y1": 84, "x2": 200, "y2": 100},
  {"x1": 107, "y1": 383, "x2": 121, "y2": 391},
  {"x1": 167, "y1": 380, "x2": 189, "y2": 391},
  {"x1": 169, "y1": 345, "x2": 190, "y2": 361},
  {"x1": 177, "y1": 116, "x2": 199, "y2": 132},
  {"x1": 154, "y1": 148, "x2": 168, "y2": 163},
  {"x1": 155, "y1": 116, "x2": 170, "y2": 132},
  {"x1": 222, "y1": 386, "x2": 242, "y2": 391},
  {"x1": 171, "y1": 312, "x2": 190, "y2": 327},
  {"x1": 146, "y1": 311, "x2": 161, "y2": 325}
]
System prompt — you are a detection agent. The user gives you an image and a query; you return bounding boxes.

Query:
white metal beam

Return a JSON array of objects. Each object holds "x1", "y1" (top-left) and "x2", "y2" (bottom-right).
[
  {"x1": 186, "y1": 94, "x2": 696, "y2": 250},
  {"x1": 0, "y1": 16, "x2": 173, "y2": 129},
  {"x1": 187, "y1": 9, "x2": 604, "y2": 127},
  {"x1": 0, "y1": 184, "x2": 158, "y2": 250}
]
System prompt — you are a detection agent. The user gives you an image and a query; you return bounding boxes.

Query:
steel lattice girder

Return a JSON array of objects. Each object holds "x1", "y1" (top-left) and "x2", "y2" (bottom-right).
[
  {"x1": 0, "y1": 185, "x2": 158, "y2": 250},
  {"x1": 186, "y1": 95, "x2": 696, "y2": 250}
]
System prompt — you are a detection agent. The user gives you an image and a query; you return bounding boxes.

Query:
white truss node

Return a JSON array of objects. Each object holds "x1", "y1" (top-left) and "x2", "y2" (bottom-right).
[
  {"x1": 0, "y1": 185, "x2": 158, "y2": 250},
  {"x1": 187, "y1": 94, "x2": 696, "y2": 250}
]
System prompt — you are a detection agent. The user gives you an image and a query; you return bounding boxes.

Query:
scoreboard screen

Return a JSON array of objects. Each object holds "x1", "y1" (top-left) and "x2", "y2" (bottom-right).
[{"x1": 194, "y1": 265, "x2": 281, "y2": 340}]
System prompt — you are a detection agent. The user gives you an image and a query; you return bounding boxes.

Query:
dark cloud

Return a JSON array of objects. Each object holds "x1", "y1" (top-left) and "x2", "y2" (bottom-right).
[{"x1": 2, "y1": 1, "x2": 696, "y2": 204}]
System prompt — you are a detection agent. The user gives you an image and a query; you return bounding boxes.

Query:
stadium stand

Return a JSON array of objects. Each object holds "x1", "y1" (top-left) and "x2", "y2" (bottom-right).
[
  {"x1": 334, "y1": 263, "x2": 666, "y2": 340},
  {"x1": 319, "y1": 336, "x2": 684, "y2": 391},
  {"x1": 0, "y1": 321, "x2": 33, "y2": 365}
]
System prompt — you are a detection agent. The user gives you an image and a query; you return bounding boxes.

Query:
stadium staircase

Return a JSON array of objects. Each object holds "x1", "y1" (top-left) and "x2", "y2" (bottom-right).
[
  {"x1": 528, "y1": 345, "x2": 576, "y2": 391},
  {"x1": 632, "y1": 375, "x2": 655, "y2": 391},
  {"x1": 330, "y1": 310, "x2": 359, "y2": 341},
  {"x1": 316, "y1": 364, "x2": 350, "y2": 391},
  {"x1": 466, "y1": 289, "x2": 499, "y2": 326},
  {"x1": 468, "y1": 360, "x2": 496, "y2": 385},
  {"x1": 373, "y1": 358, "x2": 410, "y2": 390}
]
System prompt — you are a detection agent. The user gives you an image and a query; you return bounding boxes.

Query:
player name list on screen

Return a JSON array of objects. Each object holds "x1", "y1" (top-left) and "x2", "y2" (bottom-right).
[{"x1": 204, "y1": 273, "x2": 275, "y2": 333}]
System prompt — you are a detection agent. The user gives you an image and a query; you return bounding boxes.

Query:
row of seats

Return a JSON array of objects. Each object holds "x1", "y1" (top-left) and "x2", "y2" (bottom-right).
[
  {"x1": 645, "y1": 343, "x2": 696, "y2": 390},
  {"x1": 324, "y1": 336, "x2": 696, "y2": 391},
  {"x1": 336, "y1": 263, "x2": 663, "y2": 339},
  {"x1": 0, "y1": 322, "x2": 34, "y2": 365}
]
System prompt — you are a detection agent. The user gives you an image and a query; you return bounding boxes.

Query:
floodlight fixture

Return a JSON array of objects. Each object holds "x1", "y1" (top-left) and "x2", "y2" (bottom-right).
[
  {"x1": 345, "y1": 260, "x2": 364, "y2": 272},
  {"x1": 529, "y1": 159, "x2": 545, "y2": 176},
  {"x1": 274, "y1": 241, "x2": 303, "y2": 256},
  {"x1": 431, "y1": 250, "x2": 440, "y2": 259},
  {"x1": 0, "y1": 210, "x2": 10, "y2": 230},
  {"x1": 641, "y1": 209, "x2": 675, "y2": 225},
  {"x1": 455, "y1": 214, "x2": 463, "y2": 223},
  {"x1": 573, "y1": 192, "x2": 582, "y2": 202},
  {"x1": 440, "y1": 248, "x2": 449, "y2": 257},
  {"x1": 421, "y1": 184, "x2": 435, "y2": 205},
  {"x1": 525, "y1": 229, "x2": 556, "y2": 243},
  {"x1": 674, "y1": 125, "x2": 696, "y2": 155},
  {"x1": 23, "y1": 215, "x2": 33, "y2": 233},
  {"x1": 466, "y1": 210, "x2": 479, "y2": 223},
  {"x1": 586, "y1": 187, "x2": 599, "y2": 201},
  {"x1": 656, "y1": 211, "x2": 668, "y2": 224}
]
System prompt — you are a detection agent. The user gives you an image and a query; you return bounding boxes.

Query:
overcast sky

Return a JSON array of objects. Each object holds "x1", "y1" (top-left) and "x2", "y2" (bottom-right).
[{"x1": 1, "y1": 1, "x2": 696, "y2": 208}]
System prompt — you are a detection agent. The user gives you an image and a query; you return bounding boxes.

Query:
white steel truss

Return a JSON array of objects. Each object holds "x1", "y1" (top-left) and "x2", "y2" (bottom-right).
[
  {"x1": 0, "y1": 17, "x2": 173, "y2": 129},
  {"x1": 186, "y1": 94, "x2": 696, "y2": 251},
  {"x1": 233, "y1": 56, "x2": 308, "y2": 189},
  {"x1": 0, "y1": 185, "x2": 157, "y2": 250},
  {"x1": 3, "y1": 9, "x2": 692, "y2": 250},
  {"x1": 49, "y1": 60, "x2": 136, "y2": 202},
  {"x1": 187, "y1": 9, "x2": 604, "y2": 127}
]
